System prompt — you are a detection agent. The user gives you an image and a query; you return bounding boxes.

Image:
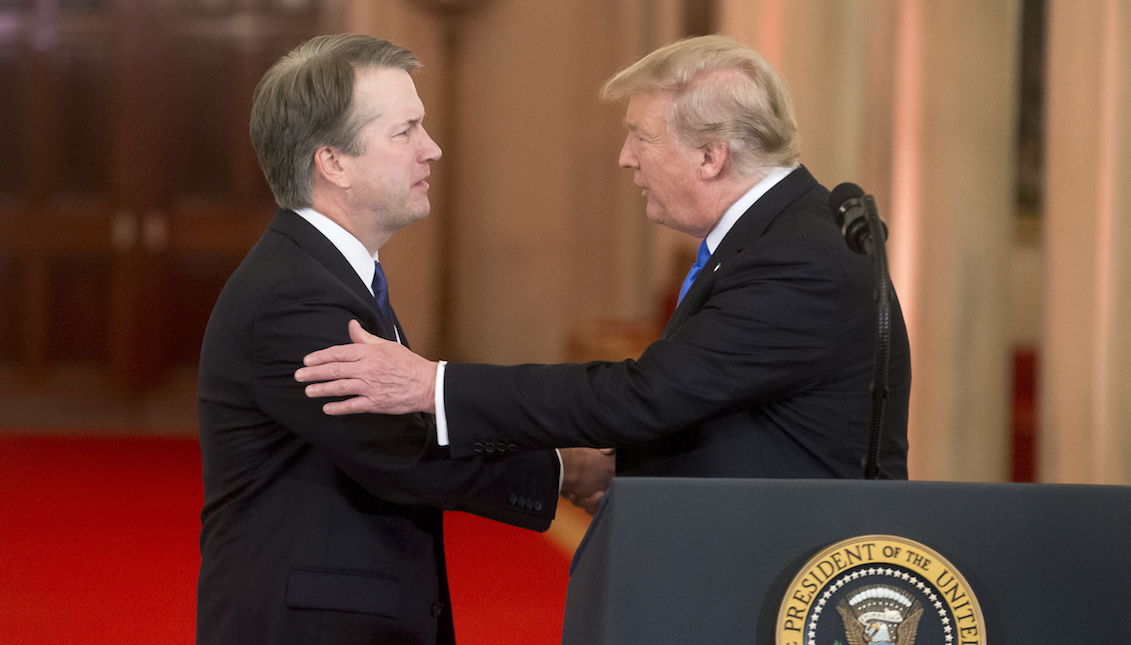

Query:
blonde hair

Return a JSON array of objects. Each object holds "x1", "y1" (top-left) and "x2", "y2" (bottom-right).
[
  {"x1": 250, "y1": 34, "x2": 420, "y2": 208},
  {"x1": 600, "y1": 35, "x2": 799, "y2": 173}
]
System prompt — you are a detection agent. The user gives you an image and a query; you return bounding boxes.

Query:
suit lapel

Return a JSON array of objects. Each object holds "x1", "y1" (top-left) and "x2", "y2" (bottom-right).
[
  {"x1": 267, "y1": 209, "x2": 407, "y2": 343},
  {"x1": 660, "y1": 166, "x2": 821, "y2": 338}
]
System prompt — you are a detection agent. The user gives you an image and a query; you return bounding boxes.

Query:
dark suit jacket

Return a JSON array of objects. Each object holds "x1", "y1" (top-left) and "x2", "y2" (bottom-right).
[
  {"x1": 196, "y1": 210, "x2": 559, "y2": 645},
  {"x1": 442, "y1": 166, "x2": 910, "y2": 479}
]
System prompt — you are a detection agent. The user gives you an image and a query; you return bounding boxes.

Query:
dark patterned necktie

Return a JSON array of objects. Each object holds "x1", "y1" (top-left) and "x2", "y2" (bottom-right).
[
  {"x1": 677, "y1": 240, "x2": 711, "y2": 304},
  {"x1": 371, "y1": 260, "x2": 397, "y2": 340}
]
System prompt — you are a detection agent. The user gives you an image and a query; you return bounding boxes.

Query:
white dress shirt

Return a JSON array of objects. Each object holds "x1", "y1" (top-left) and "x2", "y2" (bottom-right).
[{"x1": 295, "y1": 207, "x2": 400, "y2": 344}]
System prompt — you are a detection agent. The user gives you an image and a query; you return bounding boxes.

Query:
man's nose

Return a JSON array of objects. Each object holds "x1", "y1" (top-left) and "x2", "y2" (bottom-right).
[
  {"x1": 617, "y1": 139, "x2": 636, "y2": 168},
  {"x1": 421, "y1": 127, "x2": 442, "y2": 161}
]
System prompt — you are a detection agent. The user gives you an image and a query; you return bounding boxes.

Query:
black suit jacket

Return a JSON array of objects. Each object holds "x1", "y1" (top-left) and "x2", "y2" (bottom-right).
[
  {"x1": 442, "y1": 166, "x2": 910, "y2": 479},
  {"x1": 196, "y1": 210, "x2": 559, "y2": 645}
]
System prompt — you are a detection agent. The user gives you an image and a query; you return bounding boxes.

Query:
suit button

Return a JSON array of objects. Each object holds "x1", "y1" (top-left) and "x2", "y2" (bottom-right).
[
  {"x1": 534, "y1": 501, "x2": 543, "y2": 511},
  {"x1": 525, "y1": 499, "x2": 535, "y2": 510},
  {"x1": 431, "y1": 602, "x2": 445, "y2": 617},
  {"x1": 509, "y1": 493, "x2": 518, "y2": 504},
  {"x1": 507, "y1": 443, "x2": 518, "y2": 451},
  {"x1": 484, "y1": 442, "x2": 496, "y2": 453},
  {"x1": 515, "y1": 495, "x2": 526, "y2": 507},
  {"x1": 473, "y1": 442, "x2": 484, "y2": 453}
]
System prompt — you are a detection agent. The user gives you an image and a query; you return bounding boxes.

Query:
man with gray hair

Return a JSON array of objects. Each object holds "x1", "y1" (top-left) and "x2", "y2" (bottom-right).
[
  {"x1": 196, "y1": 34, "x2": 608, "y2": 645},
  {"x1": 296, "y1": 36, "x2": 912, "y2": 490}
]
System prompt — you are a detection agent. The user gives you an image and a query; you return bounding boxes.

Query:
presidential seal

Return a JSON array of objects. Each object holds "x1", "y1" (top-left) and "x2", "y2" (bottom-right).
[{"x1": 775, "y1": 535, "x2": 985, "y2": 645}]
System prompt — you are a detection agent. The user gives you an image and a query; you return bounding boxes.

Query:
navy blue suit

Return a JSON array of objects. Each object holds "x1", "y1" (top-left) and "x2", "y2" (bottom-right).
[
  {"x1": 196, "y1": 210, "x2": 559, "y2": 644},
  {"x1": 442, "y1": 167, "x2": 910, "y2": 479}
]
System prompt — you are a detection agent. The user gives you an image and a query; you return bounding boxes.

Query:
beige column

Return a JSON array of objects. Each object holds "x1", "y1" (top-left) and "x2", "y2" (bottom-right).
[
  {"x1": 718, "y1": 0, "x2": 881, "y2": 185},
  {"x1": 719, "y1": 0, "x2": 1020, "y2": 481},
  {"x1": 431, "y1": 0, "x2": 690, "y2": 364},
  {"x1": 1040, "y1": 0, "x2": 1131, "y2": 485}
]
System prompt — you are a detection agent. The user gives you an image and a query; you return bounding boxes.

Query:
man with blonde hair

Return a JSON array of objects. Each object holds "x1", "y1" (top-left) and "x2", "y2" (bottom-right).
[{"x1": 296, "y1": 36, "x2": 912, "y2": 488}]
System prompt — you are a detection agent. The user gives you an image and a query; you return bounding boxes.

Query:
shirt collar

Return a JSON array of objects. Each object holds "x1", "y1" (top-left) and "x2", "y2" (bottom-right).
[
  {"x1": 294, "y1": 207, "x2": 380, "y2": 295},
  {"x1": 704, "y1": 166, "x2": 796, "y2": 253}
]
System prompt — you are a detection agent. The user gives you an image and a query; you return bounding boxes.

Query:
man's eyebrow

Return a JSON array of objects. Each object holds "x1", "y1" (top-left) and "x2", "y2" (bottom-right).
[
  {"x1": 624, "y1": 120, "x2": 656, "y2": 140},
  {"x1": 383, "y1": 118, "x2": 415, "y2": 135}
]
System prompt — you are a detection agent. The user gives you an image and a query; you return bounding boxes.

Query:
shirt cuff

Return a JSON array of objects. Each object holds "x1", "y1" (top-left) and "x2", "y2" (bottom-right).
[
  {"x1": 435, "y1": 360, "x2": 449, "y2": 446},
  {"x1": 436, "y1": 361, "x2": 559, "y2": 490}
]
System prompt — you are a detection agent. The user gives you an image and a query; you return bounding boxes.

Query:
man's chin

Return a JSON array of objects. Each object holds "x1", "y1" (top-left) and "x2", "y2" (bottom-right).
[
  {"x1": 406, "y1": 200, "x2": 431, "y2": 222},
  {"x1": 385, "y1": 206, "x2": 430, "y2": 233}
]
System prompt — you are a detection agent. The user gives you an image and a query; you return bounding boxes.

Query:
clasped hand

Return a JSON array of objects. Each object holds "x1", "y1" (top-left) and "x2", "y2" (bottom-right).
[{"x1": 559, "y1": 447, "x2": 616, "y2": 515}]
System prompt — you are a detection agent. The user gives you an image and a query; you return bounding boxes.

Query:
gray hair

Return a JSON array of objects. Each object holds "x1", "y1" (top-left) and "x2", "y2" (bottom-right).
[{"x1": 250, "y1": 34, "x2": 420, "y2": 208}]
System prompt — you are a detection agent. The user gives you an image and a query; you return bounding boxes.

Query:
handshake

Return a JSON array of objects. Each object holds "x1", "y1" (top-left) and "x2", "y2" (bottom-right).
[
  {"x1": 295, "y1": 319, "x2": 616, "y2": 515},
  {"x1": 558, "y1": 447, "x2": 615, "y2": 515}
]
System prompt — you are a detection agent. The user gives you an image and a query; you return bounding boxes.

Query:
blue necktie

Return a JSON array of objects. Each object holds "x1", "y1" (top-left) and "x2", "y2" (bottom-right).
[
  {"x1": 677, "y1": 240, "x2": 711, "y2": 304},
  {"x1": 371, "y1": 261, "x2": 397, "y2": 340}
]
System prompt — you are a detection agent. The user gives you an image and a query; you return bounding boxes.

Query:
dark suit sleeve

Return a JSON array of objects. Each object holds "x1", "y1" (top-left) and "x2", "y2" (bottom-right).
[
  {"x1": 250, "y1": 270, "x2": 558, "y2": 530},
  {"x1": 442, "y1": 217, "x2": 859, "y2": 458}
]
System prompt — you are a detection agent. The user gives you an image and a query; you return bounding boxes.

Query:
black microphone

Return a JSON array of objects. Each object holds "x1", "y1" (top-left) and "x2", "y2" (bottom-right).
[
  {"x1": 829, "y1": 182, "x2": 894, "y2": 479},
  {"x1": 829, "y1": 183, "x2": 887, "y2": 254}
]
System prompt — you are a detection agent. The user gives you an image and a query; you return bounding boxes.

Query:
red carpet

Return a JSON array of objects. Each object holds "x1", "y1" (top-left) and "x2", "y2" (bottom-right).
[{"x1": 0, "y1": 436, "x2": 570, "y2": 644}]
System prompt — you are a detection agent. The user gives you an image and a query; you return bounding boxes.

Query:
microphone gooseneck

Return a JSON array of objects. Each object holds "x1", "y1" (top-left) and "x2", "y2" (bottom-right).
[{"x1": 829, "y1": 183, "x2": 893, "y2": 480}]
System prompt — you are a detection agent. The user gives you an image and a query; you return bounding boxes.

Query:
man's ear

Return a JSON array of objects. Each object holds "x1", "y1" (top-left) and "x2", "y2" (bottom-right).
[
  {"x1": 313, "y1": 145, "x2": 351, "y2": 190},
  {"x1": 699, "y1": 141, "x2": 729, "y2": 180}
]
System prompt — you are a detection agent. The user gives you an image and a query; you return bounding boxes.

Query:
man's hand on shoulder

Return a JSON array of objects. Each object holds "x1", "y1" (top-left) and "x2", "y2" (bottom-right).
[{"x1": 295, "y1": 319, "x2": 438, "y2": 415}]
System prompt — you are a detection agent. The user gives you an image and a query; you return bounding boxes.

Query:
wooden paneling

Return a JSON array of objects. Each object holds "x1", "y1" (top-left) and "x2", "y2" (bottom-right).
[{"x1": 0, "y1": 0, "x2": 340, "y2": 390}]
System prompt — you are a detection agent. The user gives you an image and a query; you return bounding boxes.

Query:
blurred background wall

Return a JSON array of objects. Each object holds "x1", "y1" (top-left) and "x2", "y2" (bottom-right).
[{"x1": 0, "y1": 0, "x2": 1127, "y2": 486}]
